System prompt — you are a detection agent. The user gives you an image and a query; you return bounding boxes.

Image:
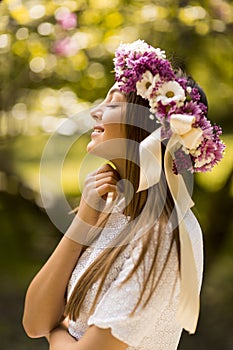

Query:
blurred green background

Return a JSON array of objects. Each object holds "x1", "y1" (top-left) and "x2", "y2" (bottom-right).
[{"x1": 0, "y1": 0, "x2": 233, "y2": 349}]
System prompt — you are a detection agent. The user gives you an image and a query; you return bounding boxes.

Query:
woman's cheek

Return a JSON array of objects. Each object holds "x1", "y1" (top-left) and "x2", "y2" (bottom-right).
[{"x1": 105, "y1": 123, "x2": 126, "y2": 139}]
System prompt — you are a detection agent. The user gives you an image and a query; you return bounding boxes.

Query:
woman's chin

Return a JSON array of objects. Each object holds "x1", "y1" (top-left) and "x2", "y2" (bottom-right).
[
  {"x1": 87, "y1": 139, "x2": 126, "y2": 159},
  {"x1": 86, "y1": 140, "x2": 94, "y2": 153},
  {"x1": 86, "y1": 141, "x2": 106, "y2": 158}
]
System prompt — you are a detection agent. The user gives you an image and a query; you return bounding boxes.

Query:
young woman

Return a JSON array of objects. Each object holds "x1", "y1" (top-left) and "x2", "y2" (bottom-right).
[{"x1": 23, "y1": 40, "x2": 225, "y2": 350}]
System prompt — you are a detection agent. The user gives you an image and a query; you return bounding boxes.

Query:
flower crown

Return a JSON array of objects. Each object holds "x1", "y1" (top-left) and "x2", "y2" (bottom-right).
[{"x1": 114, "y1": 40, "x2": 225, "y2": 174}]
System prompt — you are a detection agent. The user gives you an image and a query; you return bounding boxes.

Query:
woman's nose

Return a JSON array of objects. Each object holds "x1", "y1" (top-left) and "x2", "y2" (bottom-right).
[{"x1": 90, "y1": 105, "x2": 103, "y2": 121}]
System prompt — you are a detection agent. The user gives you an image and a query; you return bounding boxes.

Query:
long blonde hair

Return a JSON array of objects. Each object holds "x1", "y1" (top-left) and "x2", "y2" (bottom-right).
[{"x1": 65, "y1": 91, "x2": 180, "y2": 320}]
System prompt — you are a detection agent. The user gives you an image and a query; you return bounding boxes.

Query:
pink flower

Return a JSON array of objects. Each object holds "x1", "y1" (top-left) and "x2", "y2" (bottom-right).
[
  {"x1": 53, "y1": 36, "x2": 79, "y2": 57},
  {"x1": 57, "y1": 12, "x2": 77, "y2": 30}
]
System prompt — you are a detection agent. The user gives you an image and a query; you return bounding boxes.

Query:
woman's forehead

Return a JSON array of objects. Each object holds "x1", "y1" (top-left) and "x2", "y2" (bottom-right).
[
  {"x1": 106, "y1": 84, "x2": 125, "y2": 101},
  {"x1": 109, "y1": 82, "x2": 120, "y2": 93}
]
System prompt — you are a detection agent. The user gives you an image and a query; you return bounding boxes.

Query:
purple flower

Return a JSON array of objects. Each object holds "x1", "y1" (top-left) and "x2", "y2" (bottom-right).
[
  {"x1": 114, "y1": 46, "x2": 175, "y2": 94},
  {"x1": 113, "y1": 40, "x2": 225, "y2": 175},
  {"x1": 191, "y1": 124, "x2": 225, "y2": 172},
  {"x1": 179, "y1": 101, "x2": 203, "y2": 117},
  {"x1": 173, "y1": 148, "x2": 193, "y2": 174},
  {"x1": 190, "y1": 87, "x2": 201, "y2": 102},
  {"x1": 176, "y1": 77, "x2": 187, "y2": 90},
  {"x1": 155, "y1": 100, "x2": 176, "y2": 122}
]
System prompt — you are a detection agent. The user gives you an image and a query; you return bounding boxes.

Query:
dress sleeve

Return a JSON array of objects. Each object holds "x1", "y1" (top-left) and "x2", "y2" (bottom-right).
[{"x1": 87, "y1": 236, "x2": 180, "y2": 347}]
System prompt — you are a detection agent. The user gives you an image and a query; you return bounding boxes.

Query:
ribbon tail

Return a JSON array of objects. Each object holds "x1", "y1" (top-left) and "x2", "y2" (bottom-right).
[
  {"x1": 176, "y1": 218, "x2": 200, "y2": 333},
  {"x1": 137, "y1": 127, "x2": 162, "y2": 192},
  {"x1": 164, "y1": 135, "x2": 200, "y2": 333},
  {"x1": 137, "y1": 129, "x2": 201, "y2": 333}
]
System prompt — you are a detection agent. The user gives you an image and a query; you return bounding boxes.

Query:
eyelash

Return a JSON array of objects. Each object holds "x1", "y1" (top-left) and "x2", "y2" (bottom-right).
[{"x1": 106, "y1": 104, "x2": 120, "y2": 108}]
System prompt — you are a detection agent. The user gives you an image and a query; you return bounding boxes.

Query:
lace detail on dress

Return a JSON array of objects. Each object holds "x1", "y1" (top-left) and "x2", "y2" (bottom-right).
[
  {"x1": 67, "y1": 202, "x2": 203, "y2": 350},
  {"x1": 67, "y1": 209, "x2": 133, "y2": 340}
]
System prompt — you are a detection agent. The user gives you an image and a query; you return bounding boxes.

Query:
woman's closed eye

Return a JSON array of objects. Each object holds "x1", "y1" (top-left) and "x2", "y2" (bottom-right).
[{"x1": 106, "y1": 103, "x2": 121, "y2": 109}]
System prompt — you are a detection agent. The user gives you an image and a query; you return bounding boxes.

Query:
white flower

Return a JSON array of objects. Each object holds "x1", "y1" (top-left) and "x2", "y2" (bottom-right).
[
  {"x1": 190, "y1": 148, "x2": 201, "y2": 157},
  {"x1": 194, "y1": 154, "x2": 214, "y2": 168},
  {"x1": 156, "y1": 81, "x2": 186, "y2": 107},
  {"x1": 148, "y1": 99, "x2": 157, "y2": 113},
  {"x1": 153, "y1": 48, "x2": 166, "y2": 59},
  {"x1": 118, "y1": 40, "x2": 166, "y2": 59},
  {"x1": 118, "y1": 40, "x2": 149, "y2": 55},
  {"x1": 136, "y1": 71, "x2": 160, "y2": 99}
]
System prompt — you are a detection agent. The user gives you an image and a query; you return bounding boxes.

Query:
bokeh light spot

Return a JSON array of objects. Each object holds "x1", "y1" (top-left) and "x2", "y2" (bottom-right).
[
  {"x1": 38, "y1": 22, "x2": 54, "y2": 36},
  {"x1": 16, "y1": 27, "x2": 29, "y2": 40},
  {"x1": 29, "y1": 5, "x2": 46, "y2": 19},
  {"x1": 29, "y1": 56, "x2": 45, "y2": 73},
  {"x1": 0, "y1": 34, "x2": 10, "y2": 51},
  {"x1": 12, "y1": 103, "x2": 28, "y2": 120},
  {"x1": 87, "y1": 62, "x2": 105, "y2": 79}
]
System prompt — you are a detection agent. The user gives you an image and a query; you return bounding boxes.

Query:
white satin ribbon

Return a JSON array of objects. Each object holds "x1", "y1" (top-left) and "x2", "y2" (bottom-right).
[
  {"x1": 137, "y1": 128, "x2": 162, "y2": 192},
  {"x1": 137, "y1": 127, "x2": 200, "y2": 334},
  {"x1": 170, "y1": 114, "x2": 203, "y2": 150}
]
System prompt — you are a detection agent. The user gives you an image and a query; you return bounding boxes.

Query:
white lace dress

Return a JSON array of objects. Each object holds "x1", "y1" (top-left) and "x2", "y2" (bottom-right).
[{"x1": 67, "y1": 201, "x2": 203, "y2": 350}]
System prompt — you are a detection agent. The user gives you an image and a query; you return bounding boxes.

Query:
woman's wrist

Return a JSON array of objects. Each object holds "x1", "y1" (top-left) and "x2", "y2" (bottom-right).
[
  {"x1": 77, "y1": 197, "x2": 102, "y2": 226},
  {"x1": 65, "y1": 213, "x2": 97, "y2": 245}
]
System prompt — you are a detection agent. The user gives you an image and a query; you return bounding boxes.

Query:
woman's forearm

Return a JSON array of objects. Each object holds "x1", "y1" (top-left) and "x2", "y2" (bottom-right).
[
  {"x1": 48, "y1": 325, "x2": 128, "y2": 350},
  {"x1": 22, "y1": 217, "x2": 88, "y2": 338},
  {"x1": 22, "y1": 165, "x2": 118, "y2": 339}
]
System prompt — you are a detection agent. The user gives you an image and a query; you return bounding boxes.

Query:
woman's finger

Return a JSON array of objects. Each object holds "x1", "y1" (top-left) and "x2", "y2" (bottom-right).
[
  {"x1": 96, "y1": 164, "x2": 120, "y2": 178},
  {"x1": 94, "y1": 171, "x2": 120, "y2": 182},
  {"x1": 96, "y1": 163, "x2": 115, "y2": 173},
  {"x1": 95, "y1": 176, "x2": 119, "y2": 190},
  {"x1": 96, "y1": 183, "x2": 118, "y2": 198}
]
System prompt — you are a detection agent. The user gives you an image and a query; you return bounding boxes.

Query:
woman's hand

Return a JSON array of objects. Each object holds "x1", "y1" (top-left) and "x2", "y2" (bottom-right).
[{"x1": 77, "y1": 164, "x2": 121, "y2": 226}]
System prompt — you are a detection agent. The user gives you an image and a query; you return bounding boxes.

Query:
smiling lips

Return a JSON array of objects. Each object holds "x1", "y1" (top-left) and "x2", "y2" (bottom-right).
[{"x1": 92, "y1": 125, "x2": 104, "y2": 134}]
